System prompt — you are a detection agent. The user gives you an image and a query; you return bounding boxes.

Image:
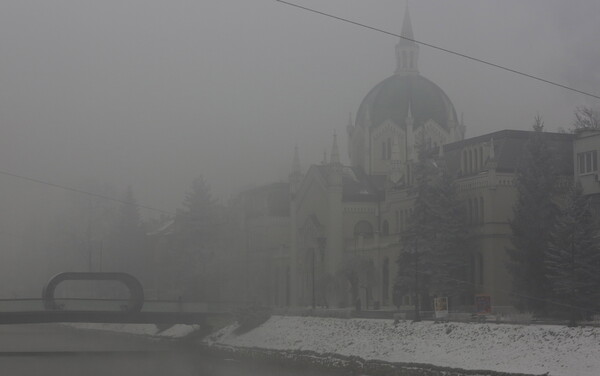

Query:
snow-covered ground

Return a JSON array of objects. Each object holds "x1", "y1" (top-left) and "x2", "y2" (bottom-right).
[
  {"x1": 206, "y1": 315, "x2": 600, "y2": 376},
  {"x1": 65, "y1": 323, "x2": 200, "y2": 338}
]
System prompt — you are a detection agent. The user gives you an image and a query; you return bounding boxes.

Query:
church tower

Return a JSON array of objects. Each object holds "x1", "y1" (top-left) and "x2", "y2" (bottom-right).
[
  {"x1": 349, "y1": 5, "x2": 462, "y2": 177},
  {"x1": 395, "y1": 4, "x2": 419, "y2": 75}
]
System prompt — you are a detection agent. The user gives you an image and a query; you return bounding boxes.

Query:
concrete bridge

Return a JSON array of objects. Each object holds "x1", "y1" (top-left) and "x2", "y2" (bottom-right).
[{"x1": 0, "y1": 272, "x2": 231, "y2": 325}]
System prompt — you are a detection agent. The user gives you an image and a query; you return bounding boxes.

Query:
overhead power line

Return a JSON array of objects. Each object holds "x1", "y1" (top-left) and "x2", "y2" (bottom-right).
[
  {"x1": 275, "y1": 0, "x2": 600, "y2": 100},
  {"x1": 0, "y1": 169, "x2": 173, "y2": 216}
]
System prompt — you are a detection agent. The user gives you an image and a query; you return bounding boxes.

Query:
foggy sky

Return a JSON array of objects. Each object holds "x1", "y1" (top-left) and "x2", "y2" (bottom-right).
[{"x1": 1, "y1": 0, "x2": 599, "y2": 216}]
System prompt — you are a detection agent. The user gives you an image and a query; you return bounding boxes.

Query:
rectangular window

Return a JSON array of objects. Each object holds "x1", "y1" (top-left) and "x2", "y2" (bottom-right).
[{"x1": 578, "y1": 150, "x2": 598, "y2": 174}]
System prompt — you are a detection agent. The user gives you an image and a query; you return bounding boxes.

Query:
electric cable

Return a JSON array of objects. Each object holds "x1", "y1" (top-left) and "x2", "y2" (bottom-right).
[{"x1": 275, "y1": 0, "x2": 600, "y2": 100}]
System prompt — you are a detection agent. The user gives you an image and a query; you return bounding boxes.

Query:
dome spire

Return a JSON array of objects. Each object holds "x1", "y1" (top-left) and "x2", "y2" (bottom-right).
[
  {"x1": 400, "y1": 3, "x2": 415, "y2": 44},
  {"x1": 395, "y1": 3, "x2": 419, "y2": 75}
]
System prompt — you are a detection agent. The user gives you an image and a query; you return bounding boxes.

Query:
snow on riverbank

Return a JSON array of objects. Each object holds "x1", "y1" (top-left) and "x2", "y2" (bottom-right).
[
  {"x1": 65, "y1": 323, "x2": 200, "y2": 338},
  {"x1": 205, "y1": 315, "x2": 600, "y2": 376}
]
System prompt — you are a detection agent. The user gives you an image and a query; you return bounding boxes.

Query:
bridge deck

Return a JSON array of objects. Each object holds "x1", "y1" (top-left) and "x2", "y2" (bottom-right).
[{"x1": 0, "y1": 299, "x2": 231, "y2": 324}]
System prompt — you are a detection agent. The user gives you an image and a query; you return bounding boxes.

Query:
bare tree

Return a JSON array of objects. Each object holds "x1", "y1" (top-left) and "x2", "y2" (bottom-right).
[{"x1": 573, "y1": 106, "x2": 600, "y2": 131}]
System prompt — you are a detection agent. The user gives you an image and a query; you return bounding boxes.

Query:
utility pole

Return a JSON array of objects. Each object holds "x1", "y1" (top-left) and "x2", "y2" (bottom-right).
[
  {"x1": 312, "y1": 248, "x2": 316, "y2": 309},
  {"x1": 414, "y1": 236, "x2": 420, "y2": 322},
  {"x1": 87, "y1": 197, "x2": 93, "y2": 272}
]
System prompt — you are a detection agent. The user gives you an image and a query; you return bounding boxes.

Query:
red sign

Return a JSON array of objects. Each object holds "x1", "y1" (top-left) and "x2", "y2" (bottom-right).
[{"x1": 475, "y1": 295, "x2": 491, "y2": 314}]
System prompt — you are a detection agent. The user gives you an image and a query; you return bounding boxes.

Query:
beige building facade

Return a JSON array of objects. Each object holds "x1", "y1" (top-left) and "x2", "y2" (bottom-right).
[
  {"x1": 287, "y1": 9, "x2": 580, "y2": 312},
  {"x1": 222, "y1": 9, "x2": 600, "y2": 313}
]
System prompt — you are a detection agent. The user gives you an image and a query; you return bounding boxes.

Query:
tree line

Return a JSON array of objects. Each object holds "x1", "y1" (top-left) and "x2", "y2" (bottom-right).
[{"x1": 14, "y1": 175, "x2": 221, "y2": 301}]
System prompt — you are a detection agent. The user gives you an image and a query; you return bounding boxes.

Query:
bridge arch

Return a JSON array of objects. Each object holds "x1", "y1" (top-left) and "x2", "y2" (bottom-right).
[{"x1": 42, "y1": 272, "x2": 144, "y2": 313}]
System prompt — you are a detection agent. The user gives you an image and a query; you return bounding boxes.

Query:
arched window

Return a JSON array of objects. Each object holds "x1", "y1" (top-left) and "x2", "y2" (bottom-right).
[
  {"x1": 409, "y1": 51, "x2": 414, "y2": 69},
  {"x1": 402, "y1": 51, "x2": 408, "y2": 69},
  {"x1": 382, "y1": 142, "x2": 386, "y2": 160},
  {"x1": 382, "y1": 258, "x2": 390, "y2": 305},
  {"x1": 395, "y1": 210, "x2": 399, "y2": 232},
  {"x1": 473, "y1": 198, "x2": 479, "y2": 224},
  {"x1": 479, "y1": 197, "x2": 484, "y2": 224},
  {"x1": 354, "y1": 220, "x2": 374, "y2": 238},
  {"x1": 382, "y1": 220, "x2": 389, "y2": 236},
  {"x1": 387, "y1": 138, "x2": 392, "y2": 160}
]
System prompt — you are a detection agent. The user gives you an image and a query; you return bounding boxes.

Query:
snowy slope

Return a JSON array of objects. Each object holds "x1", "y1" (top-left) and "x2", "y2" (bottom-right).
[
  {"x1": 206, "y1": 315, "x2": 600, "y2": 376},
  {"x1": 65, "y1": 323, "x2": 201, "y2": 338}
]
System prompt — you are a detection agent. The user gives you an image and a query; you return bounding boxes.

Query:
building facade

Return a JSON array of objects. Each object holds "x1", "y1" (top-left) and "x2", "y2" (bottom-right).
[
  {"x1": 213, "y1": 8, "x2": 600, "y2": 313},
  {"x1": 287, "y1": 8, "x2": 582, "y2": 312}
]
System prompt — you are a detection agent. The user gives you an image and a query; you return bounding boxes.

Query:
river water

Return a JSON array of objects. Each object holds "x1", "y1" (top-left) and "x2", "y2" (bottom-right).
[
  {"x1": 1, "y1": 351, "x2": 345, "y2": 376},
  {"x1": 0, "y1": 324, "x2": 343, "y2": 376}
]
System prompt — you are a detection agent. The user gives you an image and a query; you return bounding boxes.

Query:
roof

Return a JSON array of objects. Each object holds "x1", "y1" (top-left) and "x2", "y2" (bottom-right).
[
  {"x1": 313, "y1": 165, "x2": 383, "y2": 202},
  {"x1": 444, "y1": 129, "x2": 574, "y2": 175},
  {"x1": 355, "y1": 74, "x2": 457, "y2": 131}
]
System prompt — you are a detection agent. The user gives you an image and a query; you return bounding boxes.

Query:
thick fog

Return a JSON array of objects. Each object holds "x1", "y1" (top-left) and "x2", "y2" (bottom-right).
[{"x1": 0, "y1": 0, "x2": 599, "y2": 295}]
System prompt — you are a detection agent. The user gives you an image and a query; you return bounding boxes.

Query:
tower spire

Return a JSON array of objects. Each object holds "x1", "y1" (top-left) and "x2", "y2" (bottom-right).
[
  {"x1": 400, "y1": 3, "x2": 415, "y2": 43},
  {"x1": 395, "y1": 4, "x2": 419, "y2": 75}
]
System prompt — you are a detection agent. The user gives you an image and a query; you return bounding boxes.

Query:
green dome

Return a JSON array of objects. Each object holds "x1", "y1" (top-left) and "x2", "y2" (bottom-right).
[{"x1": 356, "y1": 74, "x2": 457, "y2": 131}]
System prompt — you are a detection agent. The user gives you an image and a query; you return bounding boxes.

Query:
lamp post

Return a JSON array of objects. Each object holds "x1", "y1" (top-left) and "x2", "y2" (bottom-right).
[
  {"x1": 311, "y1": 248, "x2": 316, "y2": 309},
  {"x1": 413, "y1": 236, "x2": 421, "y2": 322},
  {"x1": 312, "y1": 237, "x2": 326, "y2": 310}
]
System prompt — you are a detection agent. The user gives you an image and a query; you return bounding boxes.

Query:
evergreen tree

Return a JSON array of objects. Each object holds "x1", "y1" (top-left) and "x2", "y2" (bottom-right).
[
  {"x1": 182, "y1": 176, "x2": 217, "y2": 224},
  {"x1": 174, "y1": 175, "x2": 219, "y2": 300},
  {"x1": 395, "y1": 148, "x2": 471, "y2": 314},
  {"x1": 507, "y1": 116, "x2": 559, "y2": 315},
  {"x1": 108, "y1": 186, "x2": 146, "y2": 283},
  {"x1": 545, "y1": 183, "x2": 600, "y2": 323},
  {"x1": 116, "y1": 186, "x2": 142, "y2": 236},
  {"x1": 426, "y1": 167, "x2": 471, "y2": 301}
]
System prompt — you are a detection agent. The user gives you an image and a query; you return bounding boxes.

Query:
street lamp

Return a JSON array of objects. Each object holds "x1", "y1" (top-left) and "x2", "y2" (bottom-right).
[
  {"x1": 312, "y1": 237, "x2": 326, "y2": 310},
  {"x1": 413, "y1": 236, "x2": 420, "y2": 322},
  {"x1": 311, "y1": 248, "x2": 316, "y2": 310}
]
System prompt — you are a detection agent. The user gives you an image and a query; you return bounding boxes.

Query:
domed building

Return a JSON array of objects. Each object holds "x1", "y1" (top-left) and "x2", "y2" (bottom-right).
[
  {"x1": 226, "y1": 7, "x2": 582, "y2": 314},
  {"x1": 348, "y1": 7, "x2": 464, "y2": 179},
  {"x1": 288, "y1": 7, "x2": 468, "y2": 310}
]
